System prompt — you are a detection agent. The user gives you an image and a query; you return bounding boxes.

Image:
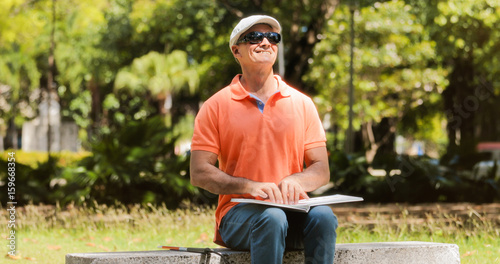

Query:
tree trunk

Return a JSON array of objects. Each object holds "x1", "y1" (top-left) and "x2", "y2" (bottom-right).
[
  {"x1": 88, "y1": 76, "x2": 101, "y2": 139},
  {"x1": 364, "y1": 118, "x2": 397, "y2": 164},
  {"x1": 284, "y1": 0, "x2": 339, "y2": 92},
  {"x1": 4, "y1": 118, "x2": 18, "y2": 150},
  {"x1": 443, "y1": 56, "x2": 476, "y2": 160},
  {"x1": 46, "y1": 0, "x2": 56, "y2": 153}
]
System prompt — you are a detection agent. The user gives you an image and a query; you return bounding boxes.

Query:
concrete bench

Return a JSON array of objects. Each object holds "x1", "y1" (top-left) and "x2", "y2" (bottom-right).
[{"x1": 66, "y1": 241, "x2": 460, "y2": 264}]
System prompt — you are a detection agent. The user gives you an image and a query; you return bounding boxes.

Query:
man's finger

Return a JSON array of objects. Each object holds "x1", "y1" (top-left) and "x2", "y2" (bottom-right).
[
  {"x1": 258, "y1": 190, "x2": 268, "y2": 199},
  {"x1": 285, "y1": 183, "x2": 294, "y2": 204},
  {"x1": 292, "y1": 184, "x2": 300, "y2": 204},
  {"x1": 300, "y1": 190, "x2": 309, "y2": 200},
  {"x1": 281, "y1": 182, "x2": 289, "y2": 204},
  {"x1": 273, "y1": 185, "x2": 283, "y2": 204},
  {"x1": 265, "y1": 186, "x2": 276, "y2": 203}
]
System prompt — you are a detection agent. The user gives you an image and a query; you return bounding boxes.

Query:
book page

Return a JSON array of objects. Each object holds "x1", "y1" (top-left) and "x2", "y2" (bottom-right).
[
  {"x1": 297, "y1": 194, "x2": 364, "y2": 206},
  {"x1": 230, "y1": 198, "x2": 311, "y2": 212},
  {"x1": 231, "y1": 194, "x2": 363, "y2": 213}
]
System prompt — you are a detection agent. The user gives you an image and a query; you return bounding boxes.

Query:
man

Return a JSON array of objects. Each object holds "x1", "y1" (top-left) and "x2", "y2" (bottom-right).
[{"x1": 190, "y1": 15, "x2": 338, "y2": 264}]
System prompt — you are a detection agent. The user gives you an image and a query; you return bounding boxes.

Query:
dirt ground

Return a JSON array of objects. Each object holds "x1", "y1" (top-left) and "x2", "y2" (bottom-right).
[
  {"x1": 331, "y1": 202, "x2": 500, "y2": 226},
  {"x1": 3, "y1": 202, "x2": 499, "y2": 228}
]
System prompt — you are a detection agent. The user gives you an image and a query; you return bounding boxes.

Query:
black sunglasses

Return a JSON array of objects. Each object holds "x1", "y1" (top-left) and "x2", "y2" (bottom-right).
[{"x1": 236, "y1": 31, "x2": 281, "y2": 45}]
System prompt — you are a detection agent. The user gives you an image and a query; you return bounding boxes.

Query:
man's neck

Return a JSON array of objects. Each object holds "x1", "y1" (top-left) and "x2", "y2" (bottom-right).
[{"x1": 240, "y1": 68, "x2": 277, "y2": 99}]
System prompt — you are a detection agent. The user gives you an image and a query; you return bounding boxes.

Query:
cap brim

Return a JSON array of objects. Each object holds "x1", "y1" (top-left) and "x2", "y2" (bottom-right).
[{"x1": 229, "y1": 15, "x2": 281, "y2": 50}]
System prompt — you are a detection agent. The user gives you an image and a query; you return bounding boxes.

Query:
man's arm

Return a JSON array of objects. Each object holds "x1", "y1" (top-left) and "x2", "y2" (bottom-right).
[
  {"x1": 190, "y1": 150, "x2": 284, "y2": 203},
  {"x1": 279, "y1": 146, "x2": 330, "y2": 205}
]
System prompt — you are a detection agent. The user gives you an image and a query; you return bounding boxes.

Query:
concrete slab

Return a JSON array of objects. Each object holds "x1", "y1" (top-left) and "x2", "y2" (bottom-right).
[
  {"x1": 334, "y1": 242, "x2": 460, "y2": 264},
  {"x1": 66, "y1": 241, "x2": 460, "y2": 264}
]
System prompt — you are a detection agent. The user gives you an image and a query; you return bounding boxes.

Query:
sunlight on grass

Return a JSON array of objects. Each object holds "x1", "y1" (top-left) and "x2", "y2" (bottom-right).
[{"x1": 1, "y1": 202, "x2": 499, "y2": 263}]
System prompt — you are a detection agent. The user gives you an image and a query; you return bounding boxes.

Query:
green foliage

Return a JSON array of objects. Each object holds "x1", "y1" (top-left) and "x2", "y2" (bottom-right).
[
  {"x1": 327, "y1": 150, "x2": 393, "y2": 202},
  {"x1": 326, "y1": 148, "x2": 499, "y2": 203},
  {"x1": 9, "y1": 204, "x2": 500, "y2": 264},
  {"x1": 0, "y1": 154, "x2": 62, "y2": 205},
  {"x1": 0, "y1": 116, "x2": 198, "y2": 208},
  {"x1": 59, "y1": 115, "x2": 198, "y2": 207},
  {"x1": 1, "y1": 150, "x2": 82, "y2": 168},
  {"x1": 115, "y1": 0, "x2": 232, "y2": 100},
  {"x1": 115, "y1": 50, "x2": 199, "y2": 97},
  {"x1": 2, "y1": 0, "x2": 500, "y2": 206},
  {"x1": 305, "y1": 0, "x2": 448, "y2": 148},
  {"x1": 0, "y1": 151, "x2": 91, "y2": 205},
  {"x1": 423, "y1": 0, "x2": 500, "y2": 156}
]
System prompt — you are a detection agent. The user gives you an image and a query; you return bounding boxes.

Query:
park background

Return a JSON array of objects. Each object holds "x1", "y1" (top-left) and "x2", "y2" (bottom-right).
[{"x1": 0, "y1": 0, "x2": 499, "y2": 263}]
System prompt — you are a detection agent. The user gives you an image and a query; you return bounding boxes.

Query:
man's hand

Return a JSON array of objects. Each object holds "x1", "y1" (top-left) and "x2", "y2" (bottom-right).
[
  {"x1": 279, "y1": 177, "x2": 309, "y2": 205},
  {"x1": 248, "y1": 182, "x2": 284, "y2": 204},
  {"x1": 275, "y1": 147, "x2": 329, "y2": 204}
]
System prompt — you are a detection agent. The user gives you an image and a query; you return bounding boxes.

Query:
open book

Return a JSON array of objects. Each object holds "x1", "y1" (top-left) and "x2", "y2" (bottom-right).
[{"x1": 231, "y1": 194, "x2": 363, "y2": 213}]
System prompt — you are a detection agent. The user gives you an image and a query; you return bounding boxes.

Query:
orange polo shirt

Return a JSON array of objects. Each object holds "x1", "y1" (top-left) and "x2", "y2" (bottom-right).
[{"x1": 191, "y1": 74, "x2": 326, "y2": 246}]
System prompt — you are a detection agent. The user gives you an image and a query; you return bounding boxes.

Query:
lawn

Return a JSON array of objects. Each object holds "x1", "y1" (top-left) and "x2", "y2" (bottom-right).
[{"x1": 2, "y1": 202, "x2": 499, "y2": 263}]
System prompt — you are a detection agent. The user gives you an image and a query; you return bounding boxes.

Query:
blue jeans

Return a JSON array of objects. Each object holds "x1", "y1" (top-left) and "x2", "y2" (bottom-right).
[{"x1": 220, "y1": 204, "x2": 338, "y2": 264}]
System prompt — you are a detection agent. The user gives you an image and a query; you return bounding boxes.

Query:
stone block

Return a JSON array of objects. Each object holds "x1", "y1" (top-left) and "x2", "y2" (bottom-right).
[{"x1": 66, "y1": 241, "x2": 460, "y2": 264}]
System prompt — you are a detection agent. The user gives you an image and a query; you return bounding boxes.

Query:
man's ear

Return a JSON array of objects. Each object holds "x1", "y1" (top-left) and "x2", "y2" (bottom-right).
[
  {"x1": 231, "y1": 45, "x2": 241, "y2": 64},
  {"x1": 231, "y1": 45, "x2": 240, "y2": 56}
]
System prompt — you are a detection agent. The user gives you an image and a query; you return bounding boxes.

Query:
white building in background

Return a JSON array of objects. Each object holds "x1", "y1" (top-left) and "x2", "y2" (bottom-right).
[
  {"x1": 395, "y1": 135, "x2": 426, "y2": 157},
  {"x1": 22, "y1": 96, "x2": 80, "y2": 152}
]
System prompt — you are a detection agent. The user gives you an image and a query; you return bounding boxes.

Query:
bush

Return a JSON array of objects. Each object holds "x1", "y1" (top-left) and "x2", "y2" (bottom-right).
[
  {"x1": 324, "y1": 149, "x2": 499, "y2": 203},
  {"x1": 0, "y1": 117, "x2": 200, "y2": 208},
  {"x1": 327, "y1": 150, "x2": 393, "y2": 202},
  {"x1": 0, "y1": 153, "x2": 68, "y2": 205},
  {"x1": 0, "y1": 150, "x2": 90, "y2": 168},
  {"x1": 58, "y1": 116, "x2": 199, "y2": 208}
]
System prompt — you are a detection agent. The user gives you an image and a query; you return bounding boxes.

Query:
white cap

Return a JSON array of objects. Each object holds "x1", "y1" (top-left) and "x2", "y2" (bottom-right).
[{"x1": 229, "y1": 15, "x2": 281, "y2": 50}]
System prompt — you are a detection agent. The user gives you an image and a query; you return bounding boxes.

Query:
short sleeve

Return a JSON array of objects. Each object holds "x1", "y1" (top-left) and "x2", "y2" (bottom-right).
[
  {"x1": 191, "y1": 100, "x2": 220, "y2": 155},
  {"x1": 304, "y1": 98, "x2": 327, "y2": 150}
]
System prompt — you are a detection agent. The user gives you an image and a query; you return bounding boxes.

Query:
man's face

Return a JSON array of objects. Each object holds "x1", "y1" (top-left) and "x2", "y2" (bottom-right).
[{"x1": 233, "y1": 24, "x2": 279, "y2": 66}]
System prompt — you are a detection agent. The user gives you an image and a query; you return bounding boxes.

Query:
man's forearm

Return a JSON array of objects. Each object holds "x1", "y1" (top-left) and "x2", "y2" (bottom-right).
[
  {"x1": 287, "y1": 160, "x2": 330, "y2": 192},
  {"x1": 190, "y1": 150, "x2": 252, "y2": 195},
  {"x1": 287, "y1": 146, "x2": 330, "y2": 192},
  {"x1": 190, "y1": 164, "x2": 251, "y2": 195},
  {"x1": 190, "y1": 150, "x2": 284, "y2": 202}
]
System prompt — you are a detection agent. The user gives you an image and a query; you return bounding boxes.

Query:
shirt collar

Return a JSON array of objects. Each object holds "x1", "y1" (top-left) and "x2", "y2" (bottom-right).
[{"x1": 230, "y1": 74, "x2": 291, "y2": 100}]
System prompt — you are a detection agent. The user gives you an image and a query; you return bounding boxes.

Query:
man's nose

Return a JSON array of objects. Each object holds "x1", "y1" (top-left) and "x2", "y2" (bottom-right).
[{"x1": 260, "y1": 37, "x2": 272, "y2": 46}]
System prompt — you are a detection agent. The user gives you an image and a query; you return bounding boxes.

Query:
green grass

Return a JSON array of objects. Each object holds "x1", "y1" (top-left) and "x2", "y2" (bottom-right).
[
  {"x1": 337, "y1": 215, "x2": 500, "y2": 264},
  {"x1": 1, "y1": 203, "x2": 498, "y2": 263}
]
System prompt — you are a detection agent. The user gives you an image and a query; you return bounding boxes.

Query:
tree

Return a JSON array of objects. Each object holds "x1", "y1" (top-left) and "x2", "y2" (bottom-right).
[
  {"x1": 114, "y1": 50, "x2": 199, "y2": 124},
  {"x1": 218, "y1": 0, "x2": 341, "y2": 92},
  {"x1": 425, "y1": 0, "x2": 500, "y2": 164},
  {"x1": 305, "y1": 0, "x2": 448, "y2": 160}
]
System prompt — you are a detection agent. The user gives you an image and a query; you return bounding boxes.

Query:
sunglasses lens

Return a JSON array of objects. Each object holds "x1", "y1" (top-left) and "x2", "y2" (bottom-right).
[
  {"x1": 247, "y1": 32, "x2": 264, "y2": 44},
  {"x1": 266, "y1": 32, "x2": 281, "y2": 44},
  {"x1": 239, "y1": 32, "x2": 281, "y2": 44}
]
